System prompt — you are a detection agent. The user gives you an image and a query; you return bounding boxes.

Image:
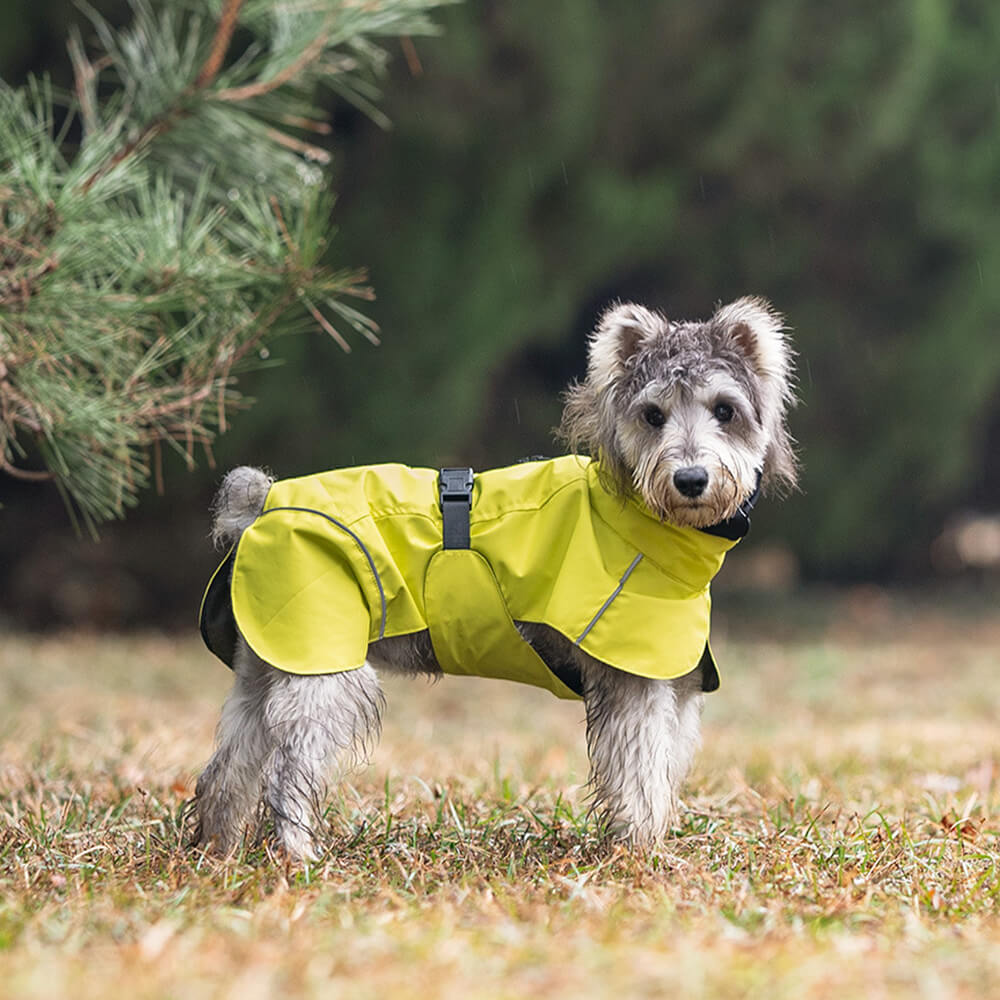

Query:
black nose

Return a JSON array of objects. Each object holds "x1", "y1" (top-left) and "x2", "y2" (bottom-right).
[{"x1": 673, "y1": 466, "x2": 709, "y2": 498}]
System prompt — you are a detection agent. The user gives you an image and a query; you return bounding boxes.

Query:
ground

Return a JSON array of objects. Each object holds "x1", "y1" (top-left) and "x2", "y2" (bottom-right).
[{"x1": 2, "y1": 591, "x2": 1000, "y2": 998}]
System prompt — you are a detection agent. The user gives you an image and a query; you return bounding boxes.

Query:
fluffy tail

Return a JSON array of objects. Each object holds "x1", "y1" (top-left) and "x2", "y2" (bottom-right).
[{"x1": 210, "y1": 466, "x2": 273, "y2": 549}]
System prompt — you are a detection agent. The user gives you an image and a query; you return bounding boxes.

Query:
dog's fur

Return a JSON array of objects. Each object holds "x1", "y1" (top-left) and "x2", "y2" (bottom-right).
[{"x1": 194, "y1": 297, "x2": 796, "y2": 860}]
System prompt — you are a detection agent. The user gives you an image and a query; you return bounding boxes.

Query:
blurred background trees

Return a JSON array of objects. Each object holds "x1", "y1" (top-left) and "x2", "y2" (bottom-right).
[{"x1": 2, "y1": 0, "x2": 999, "y2": 628}]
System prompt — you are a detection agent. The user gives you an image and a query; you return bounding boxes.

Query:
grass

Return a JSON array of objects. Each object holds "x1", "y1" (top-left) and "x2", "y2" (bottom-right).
[{"x1": 2, "y1": 595, "x2": 1000, "y2": 998}]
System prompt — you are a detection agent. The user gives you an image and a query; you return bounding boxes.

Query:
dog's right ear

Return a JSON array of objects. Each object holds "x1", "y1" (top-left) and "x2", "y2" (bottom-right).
[{"x1": 587, "y1": 303, "x2": 667, "y2": 389}]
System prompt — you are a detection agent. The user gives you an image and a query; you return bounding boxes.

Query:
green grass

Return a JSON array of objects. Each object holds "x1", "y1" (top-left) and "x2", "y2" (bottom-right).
[{"x1": 2, "y1": 601, "x2": 1000, "y2": 998}]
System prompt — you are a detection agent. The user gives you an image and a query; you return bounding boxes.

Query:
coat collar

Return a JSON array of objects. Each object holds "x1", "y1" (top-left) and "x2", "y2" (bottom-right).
[{"x1": 584, "y1": 460, "x2": 741, "y2": 592}]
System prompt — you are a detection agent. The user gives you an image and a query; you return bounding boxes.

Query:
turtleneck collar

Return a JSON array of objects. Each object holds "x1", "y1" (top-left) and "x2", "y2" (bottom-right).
[{"x1": 584, "y1": 459, "x2": 743, "y2": 591}]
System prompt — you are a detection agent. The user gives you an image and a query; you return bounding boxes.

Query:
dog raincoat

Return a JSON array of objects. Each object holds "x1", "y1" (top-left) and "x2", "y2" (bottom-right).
[{"x1": 200, "y1": 456, "x2": 746, "y2": 700}]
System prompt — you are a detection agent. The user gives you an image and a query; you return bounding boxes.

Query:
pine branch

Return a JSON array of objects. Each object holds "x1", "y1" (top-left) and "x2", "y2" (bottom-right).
[
  {"x1": 195, "y1": 0, "x2": 246, "y2": 88},
  {"x1": 0, "y1": 0, "x2": 455, "y2": 532},
  {"x1": 215, "y1": 14, "x2": 335, "y2": 103}
]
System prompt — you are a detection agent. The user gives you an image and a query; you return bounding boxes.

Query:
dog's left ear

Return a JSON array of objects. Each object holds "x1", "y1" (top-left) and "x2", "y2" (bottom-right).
[
  {"x1": 714, "y1": 296, "x2": 798, "y2": 492},
  {"x1": 714, "y1": 296, "x2": 792, "y2": 386}
]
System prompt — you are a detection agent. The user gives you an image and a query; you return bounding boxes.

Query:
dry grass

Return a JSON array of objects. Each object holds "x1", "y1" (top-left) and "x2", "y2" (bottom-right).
[{"x1": 2, "y1": 596, "x2": 1000, "y2": 998}]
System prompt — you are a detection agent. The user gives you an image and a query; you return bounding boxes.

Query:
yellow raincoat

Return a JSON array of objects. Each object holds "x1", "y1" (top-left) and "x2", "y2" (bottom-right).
[{"x1": 200, "y1": 456, "x2": 744, "y2": 700}]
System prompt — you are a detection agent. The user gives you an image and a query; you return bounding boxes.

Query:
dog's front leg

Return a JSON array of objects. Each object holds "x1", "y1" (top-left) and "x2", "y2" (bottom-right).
[
  {"x1": 262, "y1": 664, "x2": 383, "y2": 860},
  {"x1": 581, "y1": 660, "x2": 704, "y2": 846}
]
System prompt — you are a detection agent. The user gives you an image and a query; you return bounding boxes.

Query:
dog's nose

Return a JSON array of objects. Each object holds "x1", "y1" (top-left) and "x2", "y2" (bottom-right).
[{"x1": 673, "y1": 466, "x2": 709, "y2": 498}]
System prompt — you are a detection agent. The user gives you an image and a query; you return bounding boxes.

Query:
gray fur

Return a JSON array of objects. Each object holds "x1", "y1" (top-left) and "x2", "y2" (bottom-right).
[
  {"x1": 210, "y1": 466, "x2": 274, "y2": 549},
  {"x1": 194, "y1": 637, "x2": 384, "y2": 859},
  {"x1": 194, "y1": 297, "x2": 796, "y2": 859},
  {"x1": 560, "y1": 296, "x2": 797, "y2": 522}
]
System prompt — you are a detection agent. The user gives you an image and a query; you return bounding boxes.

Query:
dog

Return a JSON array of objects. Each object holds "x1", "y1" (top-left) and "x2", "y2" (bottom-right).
[{"x1": 193, "y1": 297, "x2": 796, "y2": 860}]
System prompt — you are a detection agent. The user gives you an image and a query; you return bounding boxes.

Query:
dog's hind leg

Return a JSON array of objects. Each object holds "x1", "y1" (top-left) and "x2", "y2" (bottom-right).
[
  {"x1": 194, "y1": 638, "x2": 272, "y2": 854},
  {"x1": 581, "y1": 660, "x2": 704, "y2": 847},
  {"x1": 263, "y1": 664, "x2": 384, "y2": 860}
]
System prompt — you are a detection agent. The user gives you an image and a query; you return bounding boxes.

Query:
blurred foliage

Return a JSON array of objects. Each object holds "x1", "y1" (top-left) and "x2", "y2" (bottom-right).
[
  {"x1": 2, "y1": 0, "x2": 1000, "y2": 631},
  {"x1": 321, "y1": 0, "x2": 1000, "y2": 578},
  {"x1": 0, "y1": 0, "x2": 449, "y2": 531}
]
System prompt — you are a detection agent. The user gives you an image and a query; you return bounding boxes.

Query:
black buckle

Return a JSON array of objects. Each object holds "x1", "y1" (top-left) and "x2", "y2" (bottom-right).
[
  {"x1": 439, "y1": 467, "x2": 474, "y2": 503},
  {"x1": 439, "y1": 467, "x2": 474, "y2": 549}
]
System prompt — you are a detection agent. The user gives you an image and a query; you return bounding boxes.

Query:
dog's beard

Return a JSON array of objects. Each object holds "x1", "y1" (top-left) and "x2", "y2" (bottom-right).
[{"x1": 634, "y1": 460, "x2": 749, "y2": 529}]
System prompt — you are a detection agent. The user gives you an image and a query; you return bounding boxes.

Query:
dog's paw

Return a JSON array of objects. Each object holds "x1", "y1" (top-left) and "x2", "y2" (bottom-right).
[{"x1": 274, "y1": 824, "x2": 319, "y2": 863}]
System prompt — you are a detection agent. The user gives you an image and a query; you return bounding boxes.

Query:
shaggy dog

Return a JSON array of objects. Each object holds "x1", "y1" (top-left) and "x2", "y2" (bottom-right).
[{"x1": 195, "y1": 297, "x2": 796, "y2": 859}]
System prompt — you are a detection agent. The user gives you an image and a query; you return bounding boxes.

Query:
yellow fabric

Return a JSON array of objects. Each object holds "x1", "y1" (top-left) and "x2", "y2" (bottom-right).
[
  {"x1": 209, "y1": 455, "x2": 740, "y2": 697},
  {"x1": 424, "y1": 549, "x2": 579, "y2": 699}
]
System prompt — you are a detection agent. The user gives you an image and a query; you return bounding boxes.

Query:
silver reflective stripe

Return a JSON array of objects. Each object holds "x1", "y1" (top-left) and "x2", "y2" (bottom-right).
[
  {"x1": 259, "y1": 505, "x2": 387, "y2": 640},
  {"x1": 575, "y1": 553, "x2": 643, "y2": 645}
]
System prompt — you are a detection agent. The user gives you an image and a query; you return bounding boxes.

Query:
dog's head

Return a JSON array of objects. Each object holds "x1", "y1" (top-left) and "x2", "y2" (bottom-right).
[{"x1": 559, "y1": 297, "x2": 797, "y2": 528}]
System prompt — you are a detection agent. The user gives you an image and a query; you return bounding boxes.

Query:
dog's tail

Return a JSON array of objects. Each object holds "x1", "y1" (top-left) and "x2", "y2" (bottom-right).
[{"x1": 210, "y1": 466, "x2": 273, "y2": 549}]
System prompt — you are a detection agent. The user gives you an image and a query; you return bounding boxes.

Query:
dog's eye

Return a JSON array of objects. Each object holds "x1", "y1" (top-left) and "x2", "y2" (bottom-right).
[
  {"x1": 643, "y1": 406, "x2": 666, "y2": 428},
  {"x1": 713, "y1": 402, "x2": 735, "y2": 424}
]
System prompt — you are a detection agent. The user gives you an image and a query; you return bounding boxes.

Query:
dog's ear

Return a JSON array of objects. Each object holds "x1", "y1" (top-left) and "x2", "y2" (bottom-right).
[
  {"x1": 587, "y1": 303, "x2": 667, "y2": 389},
  {"x1": 559, "y1": 303, "x2": 665, "y2": 500},
  {"x1": 713, "y1": 296, "x2": 792, "y2": 385},
  {"x1": 714, "y1": 296, "x2": 799, "y2": 492}
]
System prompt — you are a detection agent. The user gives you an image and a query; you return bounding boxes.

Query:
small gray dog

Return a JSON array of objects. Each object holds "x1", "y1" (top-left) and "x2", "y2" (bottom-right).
[{"x1": 194, "y1": 297, "x2": 796, "y2": 859}]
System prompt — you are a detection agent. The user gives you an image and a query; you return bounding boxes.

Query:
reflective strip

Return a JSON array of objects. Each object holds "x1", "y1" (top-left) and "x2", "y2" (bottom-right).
[
  {"x1": 259, "y1": 505, "x2": 387, "y2": 640},
  {"x1": 575, "y1": 553, "x2": 643, "y2": 645}
]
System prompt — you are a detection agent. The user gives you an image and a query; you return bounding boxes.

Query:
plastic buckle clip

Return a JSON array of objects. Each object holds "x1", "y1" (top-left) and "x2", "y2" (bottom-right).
[{"x1": 439, "y1": 467, "x2": 474, "y2": 549}]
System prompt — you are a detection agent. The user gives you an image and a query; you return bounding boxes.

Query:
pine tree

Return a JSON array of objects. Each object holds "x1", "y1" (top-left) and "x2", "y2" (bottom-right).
[{"x1": 0, "y1": 0, "x2": 450, "y2": 532}]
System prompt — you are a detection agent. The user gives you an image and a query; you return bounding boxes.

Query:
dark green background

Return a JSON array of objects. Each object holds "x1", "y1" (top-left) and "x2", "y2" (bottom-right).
[{"x1": 3, "y1": 0, "x2": 999, "y2": 627}]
